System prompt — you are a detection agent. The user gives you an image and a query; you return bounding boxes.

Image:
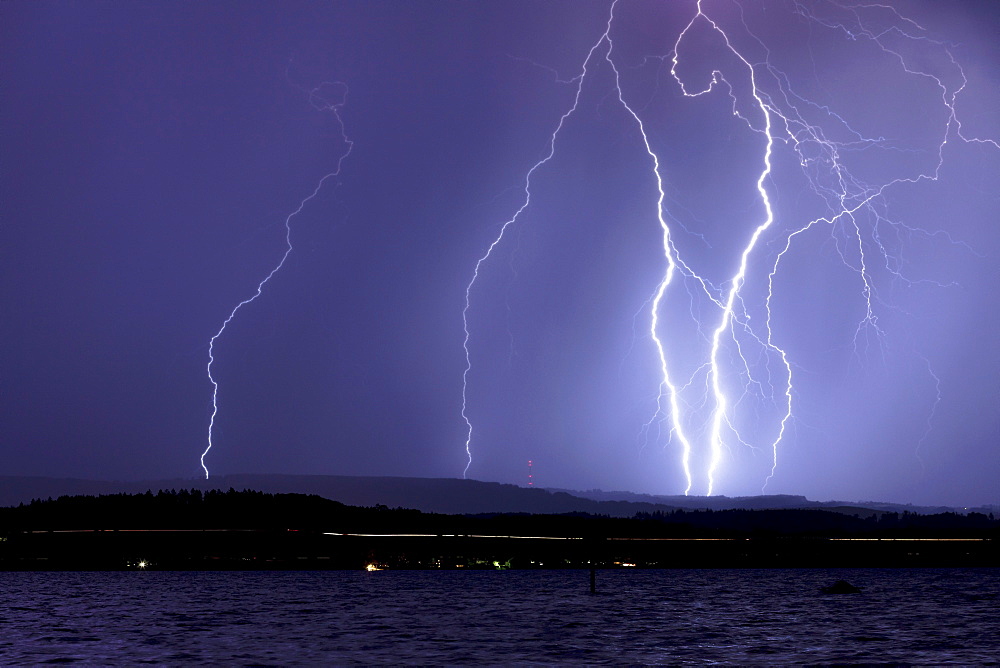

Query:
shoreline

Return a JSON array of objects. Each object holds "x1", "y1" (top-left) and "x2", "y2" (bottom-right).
[{"x1": 2, "y1": 530, "x2": 996, "y2": 571}]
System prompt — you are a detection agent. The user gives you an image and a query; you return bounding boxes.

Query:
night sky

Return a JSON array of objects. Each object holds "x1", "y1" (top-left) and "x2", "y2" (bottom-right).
[{"x1": 3, "y1": 0, "x2": 998, "y2": 506}]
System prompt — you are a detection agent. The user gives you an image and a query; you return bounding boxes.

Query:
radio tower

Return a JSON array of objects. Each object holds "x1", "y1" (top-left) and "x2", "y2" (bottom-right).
[{"x1": 527, "y1": 460, "x2": 534, "y2": 487}]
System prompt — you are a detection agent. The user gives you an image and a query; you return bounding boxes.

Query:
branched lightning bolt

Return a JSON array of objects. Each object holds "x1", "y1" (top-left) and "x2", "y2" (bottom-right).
[
  {"x1": 605, "y1": 20, "x2": 698, "y2": 495},
  {"x1": 202, "y1": 81, "x2": 352, "y2": 479},
  {"x1": 461, "y1": 11, "x2": 618, "y2": 479},
  {"x1": 664, "y1": 4, "x2": 784, "y2": 497},
  {"x1": 462, "y1": 0, "x2": 996, "y2": 494}
]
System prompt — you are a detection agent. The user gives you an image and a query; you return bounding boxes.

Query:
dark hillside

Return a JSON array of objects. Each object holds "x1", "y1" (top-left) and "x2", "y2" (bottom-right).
[{"x1": 1, "y1": 490, "x2": 996, "y2": 570}]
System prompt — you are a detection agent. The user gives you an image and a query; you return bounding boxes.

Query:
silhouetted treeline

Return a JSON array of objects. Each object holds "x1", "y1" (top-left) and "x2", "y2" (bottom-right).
[
  {"x1": 1, "y1": 489, "x2": 997, "y2": 538},
  {"x1": 0, "y1": 489, "x2": 411, "y2": 532},
  {"x1": 2, "y1": 490, "x2": 998, "y2": 570},
  {"x1": 631, "y1": 508, "x2": 1000, "y2": 538}
]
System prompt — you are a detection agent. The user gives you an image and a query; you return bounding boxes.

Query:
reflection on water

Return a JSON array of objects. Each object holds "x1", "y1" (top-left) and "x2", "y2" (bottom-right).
[{"x1": 1, "y1": 569, "x2": 997, "y2": 664}]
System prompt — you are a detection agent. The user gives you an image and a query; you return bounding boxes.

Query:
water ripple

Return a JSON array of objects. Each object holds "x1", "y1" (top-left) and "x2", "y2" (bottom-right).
[{"x1": 1, "y1": 569, "x2": 997, "y2": 664}]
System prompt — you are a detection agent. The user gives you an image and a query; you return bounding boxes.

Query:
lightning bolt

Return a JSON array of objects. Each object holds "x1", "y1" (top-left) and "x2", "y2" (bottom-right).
[
  {"x1": 462, "y1": 0, "x2": 995, "y2": 494},
  {"x1": 460, "y1": 15, "x2": 620, "y2": 478},
  {"x1": 202, "y1": 81, "x2": 352, "y2": 479}
]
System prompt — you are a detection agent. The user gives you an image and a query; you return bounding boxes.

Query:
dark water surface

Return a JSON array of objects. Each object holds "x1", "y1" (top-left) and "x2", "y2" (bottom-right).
[{"x1": 1, "y1": 569, "x2": 997, "y2": 664}]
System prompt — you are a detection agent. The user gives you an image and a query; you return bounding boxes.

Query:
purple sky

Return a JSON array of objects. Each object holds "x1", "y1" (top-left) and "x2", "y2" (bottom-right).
[{"x1": 3, "y1": 0, "x2": 998, "y2": 506}]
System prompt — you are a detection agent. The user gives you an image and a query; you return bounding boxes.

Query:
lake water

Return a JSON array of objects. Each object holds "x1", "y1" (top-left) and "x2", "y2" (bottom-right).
[{"x1": 1, "y1": 569, "x2": 997, "y2": 664}]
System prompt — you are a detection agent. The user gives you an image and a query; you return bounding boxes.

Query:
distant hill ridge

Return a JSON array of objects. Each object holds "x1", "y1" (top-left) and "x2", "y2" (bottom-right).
[{"x1": 0, "y1": 474, "x2": 982, "y2": 516}]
